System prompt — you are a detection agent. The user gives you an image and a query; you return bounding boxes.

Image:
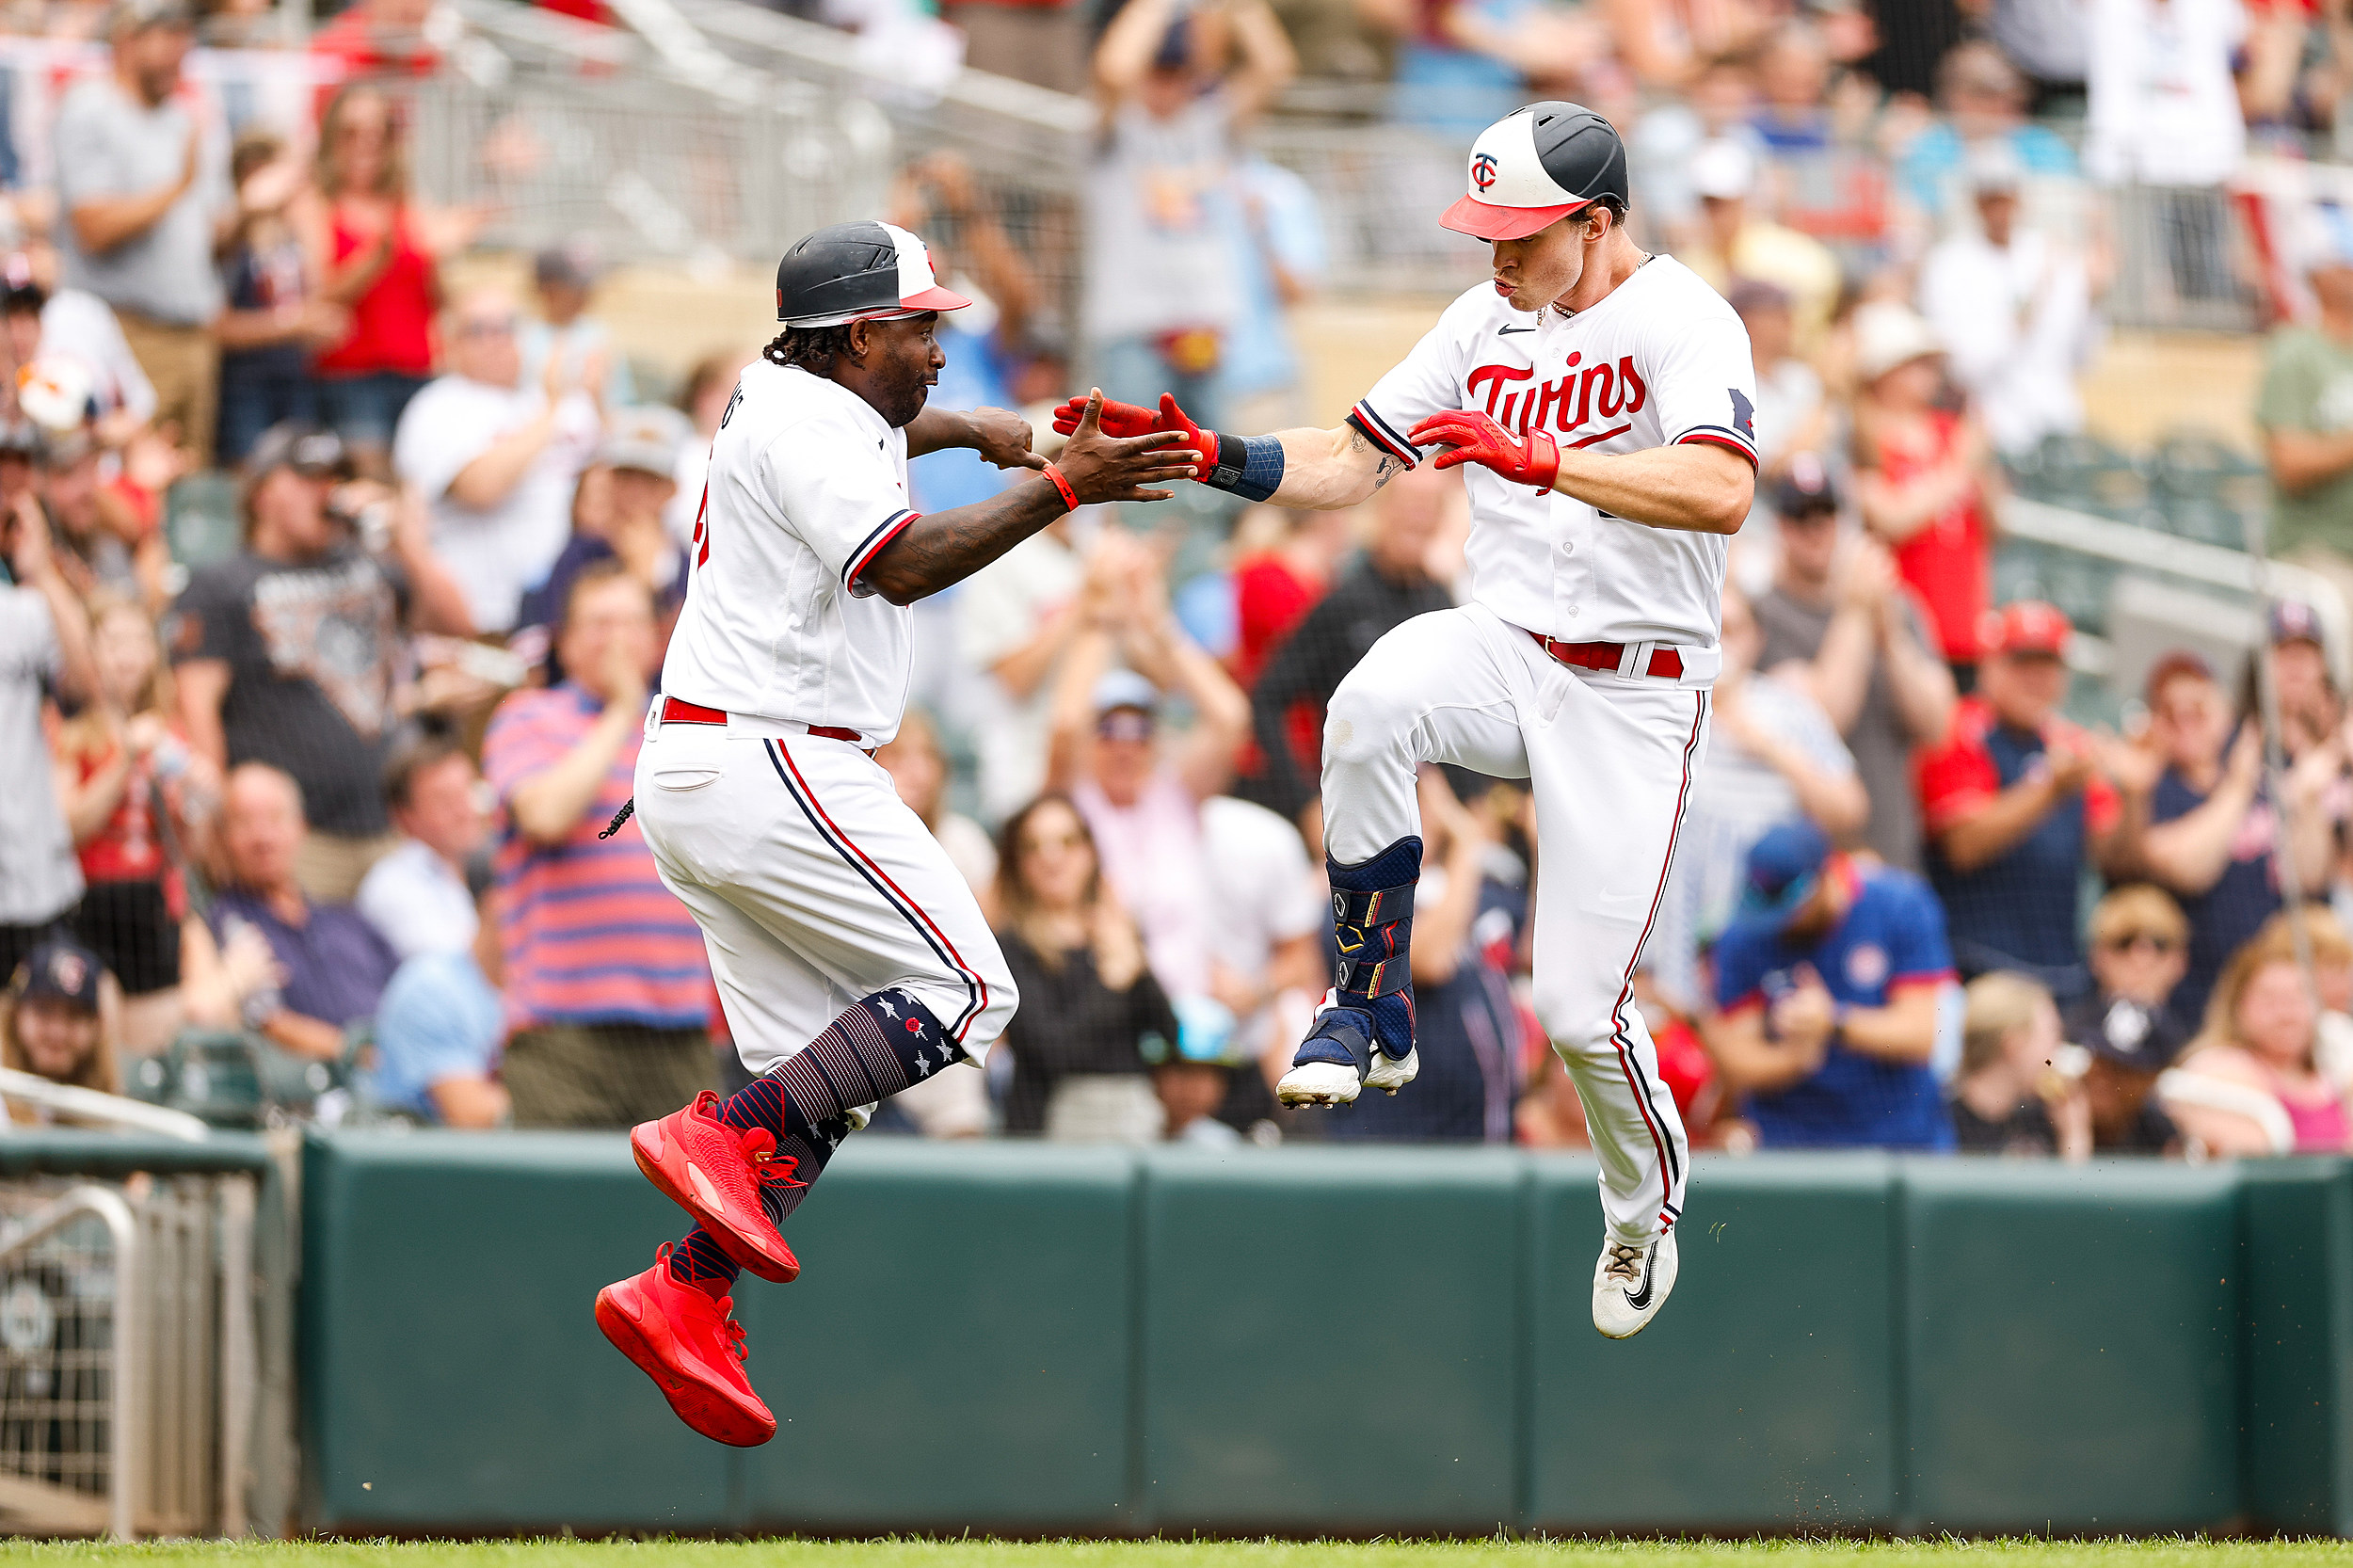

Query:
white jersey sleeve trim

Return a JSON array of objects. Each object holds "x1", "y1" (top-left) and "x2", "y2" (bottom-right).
[{"x1": 843, "y1": 507, "x2": 920, "y2": 598}]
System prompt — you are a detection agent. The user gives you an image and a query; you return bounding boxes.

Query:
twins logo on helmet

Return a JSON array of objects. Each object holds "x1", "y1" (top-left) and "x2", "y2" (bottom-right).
[{"x1": 1472, "y1": 152, "x2": 1498, "y2": 191}]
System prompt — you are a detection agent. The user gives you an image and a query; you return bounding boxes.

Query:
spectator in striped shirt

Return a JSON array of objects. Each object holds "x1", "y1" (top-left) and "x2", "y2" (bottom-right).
[{"x1": 483, "y1": 563, "x2": 715, "y2": 1128}]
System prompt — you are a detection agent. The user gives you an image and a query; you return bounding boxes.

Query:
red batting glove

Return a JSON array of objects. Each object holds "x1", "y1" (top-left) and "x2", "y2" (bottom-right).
[
  {"x1": 1050, "y1": 392, "x2": 1220, "y2": 469},
  {"x1": 1409, "y1": 409, "x2": 1558, "y2": 491}
]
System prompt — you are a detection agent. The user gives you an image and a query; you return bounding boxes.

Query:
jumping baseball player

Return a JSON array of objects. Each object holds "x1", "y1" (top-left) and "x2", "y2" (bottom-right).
[
  {"x1": 593, "y1": 220, "x2": 1196, "y2": 1445},
  {"x1": 1052, "y1": 102, "x2": 1756, "y2": 1337}
]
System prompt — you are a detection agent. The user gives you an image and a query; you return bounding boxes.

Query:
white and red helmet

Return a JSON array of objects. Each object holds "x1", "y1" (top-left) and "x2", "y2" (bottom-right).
[{"x1": 1442, "y1": 102, "x2": 1631, "y2": 242}]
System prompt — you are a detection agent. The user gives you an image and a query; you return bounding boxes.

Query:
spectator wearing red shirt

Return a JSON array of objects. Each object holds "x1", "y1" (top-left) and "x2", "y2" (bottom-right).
[
  {"x1": 1852, "y1": 302, "x2": 1997, "y2": 686},
  {"x1": 483, "y1": 563, "x2": 713, "y2": 1128},
  {"x1": 1914, "y1": 602, "x2": 2128, "y2": 999}
]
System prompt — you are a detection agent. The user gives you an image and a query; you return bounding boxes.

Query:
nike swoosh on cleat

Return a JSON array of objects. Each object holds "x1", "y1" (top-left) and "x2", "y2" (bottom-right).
[{"x1": 1625, "y1": 1246, "x2": 1657, "y2": 1310}]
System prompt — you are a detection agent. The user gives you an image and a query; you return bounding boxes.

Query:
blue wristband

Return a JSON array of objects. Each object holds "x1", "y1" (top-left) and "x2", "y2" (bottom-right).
[{"x1": 1204, "y1": 431, "x2": 1285, "y2": 503}]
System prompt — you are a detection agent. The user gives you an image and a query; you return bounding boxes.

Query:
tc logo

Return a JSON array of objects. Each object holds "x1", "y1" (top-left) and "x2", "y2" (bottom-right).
[{"x1": 1471, "y1": 152, "x2": 1498, "y2": 191}]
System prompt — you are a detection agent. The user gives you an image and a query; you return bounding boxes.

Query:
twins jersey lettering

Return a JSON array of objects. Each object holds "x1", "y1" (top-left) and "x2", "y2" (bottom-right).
[
  {"x1": 663, "y1": 358, "x2": 920, "y2": 744},
  {"x1": 1348, "y1": 255, "x2": 1758, "y2": 679}
]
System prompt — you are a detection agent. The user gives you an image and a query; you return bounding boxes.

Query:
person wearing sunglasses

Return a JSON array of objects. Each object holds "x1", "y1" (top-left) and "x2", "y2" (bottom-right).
[{"x1": 2059, "y1": 884, "x2": 2191, "y2": 1153}]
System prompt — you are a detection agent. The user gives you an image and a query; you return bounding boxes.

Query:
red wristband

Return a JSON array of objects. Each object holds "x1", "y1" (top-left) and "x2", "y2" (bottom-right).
[{"x1": 1042, "y1": 462, "x2": 1079, "y2": 512}]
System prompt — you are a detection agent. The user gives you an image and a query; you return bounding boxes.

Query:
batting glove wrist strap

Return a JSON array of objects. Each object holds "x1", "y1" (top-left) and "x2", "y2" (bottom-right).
[{"x1": 1202, "y1": 431, "x2": 1285, "y2": 503}]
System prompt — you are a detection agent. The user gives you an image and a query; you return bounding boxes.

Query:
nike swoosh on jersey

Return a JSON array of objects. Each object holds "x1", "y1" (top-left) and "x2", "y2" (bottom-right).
[{"x1": 1498, "y1": 324, "x2": 1536, "y2": 335}]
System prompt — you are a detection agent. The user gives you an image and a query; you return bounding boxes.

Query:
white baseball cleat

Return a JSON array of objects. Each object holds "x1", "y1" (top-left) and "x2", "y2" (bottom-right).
[
  {"x1": 1274, "y1": 1048, "x2": 1419, "y2": 1108},
  {"x1": 1592, "y1": 1229, "x2": 1677, "y2": 1339}
]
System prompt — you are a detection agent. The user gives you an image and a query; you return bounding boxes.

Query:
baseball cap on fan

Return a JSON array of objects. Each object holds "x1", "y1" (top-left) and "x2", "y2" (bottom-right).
[
  {"x1": 774, "y1": 220, "x2": 970, "y2": 328},
  {"x1": 1981, "y1": 600, "x2": 2072, "y2": 659},
  {"x1": 1442, "y1": 102, "x2": 1630, "y2": 242}
]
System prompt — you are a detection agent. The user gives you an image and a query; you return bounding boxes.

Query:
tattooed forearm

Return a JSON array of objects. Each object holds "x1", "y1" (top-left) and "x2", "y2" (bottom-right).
[{"x1": 860, "y1": 479, "x2": 1067, "y2": 605}]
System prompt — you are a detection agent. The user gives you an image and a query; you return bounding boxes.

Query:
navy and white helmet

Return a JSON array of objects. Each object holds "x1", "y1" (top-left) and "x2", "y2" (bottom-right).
[
  {"x1": 774, "y1": 220, "x2": 970, "y2": 328},
  {"x1": 1443, "y1": 103, "x2": 1630, "y2": 241}
]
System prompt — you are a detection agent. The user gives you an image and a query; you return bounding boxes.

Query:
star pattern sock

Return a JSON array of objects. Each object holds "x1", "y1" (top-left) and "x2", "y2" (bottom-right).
[
  {"x1": 667, "y1": 1113, "x2": 853, "y2": 1296},
  {"x1": 664, "y1": 991, "x2": 963, "y2": 1297}
]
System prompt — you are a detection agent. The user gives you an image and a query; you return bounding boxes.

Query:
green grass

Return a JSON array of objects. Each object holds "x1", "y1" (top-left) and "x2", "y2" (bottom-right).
[{"x1": 0, "y1": 1543, "x2": 2350, "y2": 1568}]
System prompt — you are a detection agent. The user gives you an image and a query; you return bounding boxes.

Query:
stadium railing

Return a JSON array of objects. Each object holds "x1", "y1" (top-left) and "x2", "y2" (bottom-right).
[{"x1": 0, "y1": 1133, "x2": 294, "y2": 1542}]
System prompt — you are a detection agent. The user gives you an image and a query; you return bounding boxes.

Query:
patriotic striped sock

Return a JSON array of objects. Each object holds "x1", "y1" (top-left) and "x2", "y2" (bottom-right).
[
  {"x1": 718, "y1": 989, "x2": 961, "y2": 1142},
  {"x1": 666, "y1": 1113, "x2": 854, "y2": 1296}
]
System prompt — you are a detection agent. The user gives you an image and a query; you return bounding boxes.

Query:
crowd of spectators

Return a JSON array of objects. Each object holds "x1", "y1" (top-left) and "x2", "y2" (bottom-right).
[{"x1": 8, "y1": 0, "x2": 2353, "y2": 1163}]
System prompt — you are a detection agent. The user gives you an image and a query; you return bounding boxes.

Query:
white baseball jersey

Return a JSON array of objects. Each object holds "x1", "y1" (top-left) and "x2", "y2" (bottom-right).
[
  {"x1": 1347, "y1": 255, "x2": 1757, "y2": 681},
  {"x1": 662, "y1": 357, "x2": 920, "y2": 744}
]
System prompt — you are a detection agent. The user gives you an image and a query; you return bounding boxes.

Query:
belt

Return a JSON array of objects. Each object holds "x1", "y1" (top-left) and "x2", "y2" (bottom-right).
[
  {"x1": 658, "y1": 696, "x2": 874, "y2": 753},
  {"x1": 1526, "y1": 630, "x2": 1685, "y2": 680}
]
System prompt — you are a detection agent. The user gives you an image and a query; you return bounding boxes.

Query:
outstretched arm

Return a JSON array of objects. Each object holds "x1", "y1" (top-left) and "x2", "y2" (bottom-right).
[
  {"x1": 864, "y1": 391, "x2": 1196, "y2": 606},
  {"x1": 1049, "y1": 393, "x2": 1401, "y2": 512},
  {"x1": 1409, "y1": 408, "x2": 1753, "y2": 534}
]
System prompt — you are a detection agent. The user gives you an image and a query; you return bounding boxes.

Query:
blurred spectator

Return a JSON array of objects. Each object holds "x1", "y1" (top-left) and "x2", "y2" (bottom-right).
[
  {"x1": 1916, "y1": 602, "x2": 2125, "y2": 997},
  {"x1": 356, "y1": 734, "x2": 487, "y2": 961},
  {"x1": 1895, "y1": 42, "x2": 2078, "y2": 229},
  {"x1": 51, "y1": 592, "x2": 209, "y2": 1051},
  {"x1": 1747, "y1": 21, "x2": 1893, "y2": 258},
  {"x1": 1363, "y1": 0, "x2": 1597, "y2": 138},
  {"x1": 307, "y1": 0, "x2": 442, "y2": 84},
  {"x1": 888, "y1": 154, "x2": 1038, "y2": 516},
  {"x1": 1916, "y1": 145, "x2": 2093, "y2": 458},
  {"x1": 1947, "y1": 969, "x2": 2089, "y2": 1157},
  {"x1": 4, "y1": 250, "x2": 156, "y2": 448},
  {"x1": 1220, "y1": 153, "x2": 1328, "y2": 438},
  {"x1": 663, "y1": 348, "x2": 750, "y2": 552},
  {"x1": 168, "y1": 424, "x2": 457, "y2": 902},
  {"x1": 1850, "y1": 301, "x2": 1994, "y2": 675},
  {"x1": 2257, "y1": 213, "x2": 2353, "y2": 579},
  {"x1": 44, "y1": 429, "x2": 170, "y2": 616},
  {"x1": 1601, "y1": 0, "x2": 1770, "y2": 88},
  {"x1": 2163, "y1": 932, "x2": 2353, "y2": 1154},
  {"x1": 1708, "y1": 818, "x2": 1955, "y2": 1149},
  {"x1": 1157, "y1": 1048, "x2": 1241, "y2": 1144},
  {"x1": 514, "y1": 408, "x2": 686, "y2": 666},
  {"x1": 874, "y1": 707, "x2": 999, "y2": 896},
  {"x1": 521, "y1": 241, "x2": 635, "y2": 413},
  {"x1": 1984, "y1": 0, "x2": 2088, "y2": 113},
  {"x1": 1244, "y1": 462, "x2": 1453, "y2": 824},
  {"x1": 1084, "y1": 0, "x2": 1294, "y2": 435},
  {"x1": 0, "y1": 495, "x2": 95, "y2": 983},
  {"x1": 955, "y1": 516, "x2": 1094, "y2": 822},
  {"x1": 216, "y1": 128, "x2": 341, "y2": 468},
  {"x1": 1677, "y1": 139, "x2": 1841, "y2": 352},
  {"x1": 368, "y1": 947, "x2": 507, "y2": 1128},
  {"x1": 2144, "y1": 648, "x2": 2338, "y2": 1021},
  {"x1": 2, "y1": 936, "x2": 119, "y2": 1107},
  {"x1": 991, "y1": 792, "x2": 1178, "y2": 1142},
  {"x1": 2248, "y1": 600, "x2": 2344, "y2": 757},
  {"x1": 1729, "y1": 282, "x2": 1830, "y2": 509},
  {"x1": 2083, "y1": 0, "x2": 2245, "y2": 191},
  {"x1": 1754, "y1": 470, "x2": 1955, "y2": 871},
  {"x1": 1632, "y1": 54, "x2": 1763, "y2": 248},
  {"x1": 54, "y1": 0, "x2": 229, "y2": 464},
  {"x1": 392, "y1": 286, "x2": 603, "y2": 635},
  {"x1": 1227, "y1": 505, "x2": 1353, "y2": 697},
  {"x1": 871, "y1": 708, "x2": 997, "y2": 1140},
  {"x1": 2062, "y1": 883, "x2": 2190, "y2": 1153},
  {"x1": 183, "y1": 762, "x2": 396, "y2": 1062},
  {"x1": 484, "y1": 566, "x2": 713, "y2": 1128},
  {"x1": 1657, "y1": 582, "x2": 1866, "y2": 1011},
  {"x1": 1328, "y1": 768, "x2": 1526, "y2": 1142},
  {"x1": 308, "y1": 87, "x2": 464, "y2": 477},
  {"x1": 1046, "y1": 564, "x2": 1253, "y2": 1004}
]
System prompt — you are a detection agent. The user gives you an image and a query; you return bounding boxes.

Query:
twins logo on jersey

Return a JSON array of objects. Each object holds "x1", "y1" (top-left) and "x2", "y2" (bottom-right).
[{"x1": 1465, "y1": 354, "x2": 1649, "y2": 448}]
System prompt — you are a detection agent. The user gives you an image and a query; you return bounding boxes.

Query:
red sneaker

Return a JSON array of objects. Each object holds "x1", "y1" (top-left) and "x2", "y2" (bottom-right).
[
  {"x1": 630, "y1": 1090, "x2": 803, "y2": 1283},
  {"x1": 594, "y1": 1245, "x2": 776, "y2": 1447}
]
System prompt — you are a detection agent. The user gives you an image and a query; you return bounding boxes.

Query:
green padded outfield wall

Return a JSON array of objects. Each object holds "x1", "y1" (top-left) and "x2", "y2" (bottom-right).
[{"x1": 299, "y1": 1135, "x2": 2353, "y2": 1536}]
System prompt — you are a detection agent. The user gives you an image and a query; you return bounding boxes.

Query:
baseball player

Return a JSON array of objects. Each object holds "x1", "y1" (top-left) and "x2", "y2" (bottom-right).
[
  {"x1": 593, "y1": 219, "x2": 1196, "y2": 1445},
  {"x1": 1052, "y1": 102, "x2": 1757, "y2": 1337}
]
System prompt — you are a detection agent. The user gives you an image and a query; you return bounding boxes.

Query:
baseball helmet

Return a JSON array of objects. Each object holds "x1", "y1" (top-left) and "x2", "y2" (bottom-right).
[
  {"x1": 774, "y1": 220, "x2": 970, "y2": 328},
  {"x1": 1444, "y1": 102, "x2": 1630, "y2": 241}
]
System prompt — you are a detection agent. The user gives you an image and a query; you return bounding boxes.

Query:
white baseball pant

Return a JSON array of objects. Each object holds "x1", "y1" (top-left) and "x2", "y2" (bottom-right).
[
  {"x1": 632, "y1": 707, "x2": 1018, "y2": 1076},
  {"x1": 1321, "y1": 603, "x2": 1703, "y2": 1243}
]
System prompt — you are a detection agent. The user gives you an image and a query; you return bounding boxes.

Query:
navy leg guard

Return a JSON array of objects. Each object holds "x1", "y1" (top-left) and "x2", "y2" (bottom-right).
[{"x1": 1292, "y1": 837, "x2": 1422, "y2": 1073}]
